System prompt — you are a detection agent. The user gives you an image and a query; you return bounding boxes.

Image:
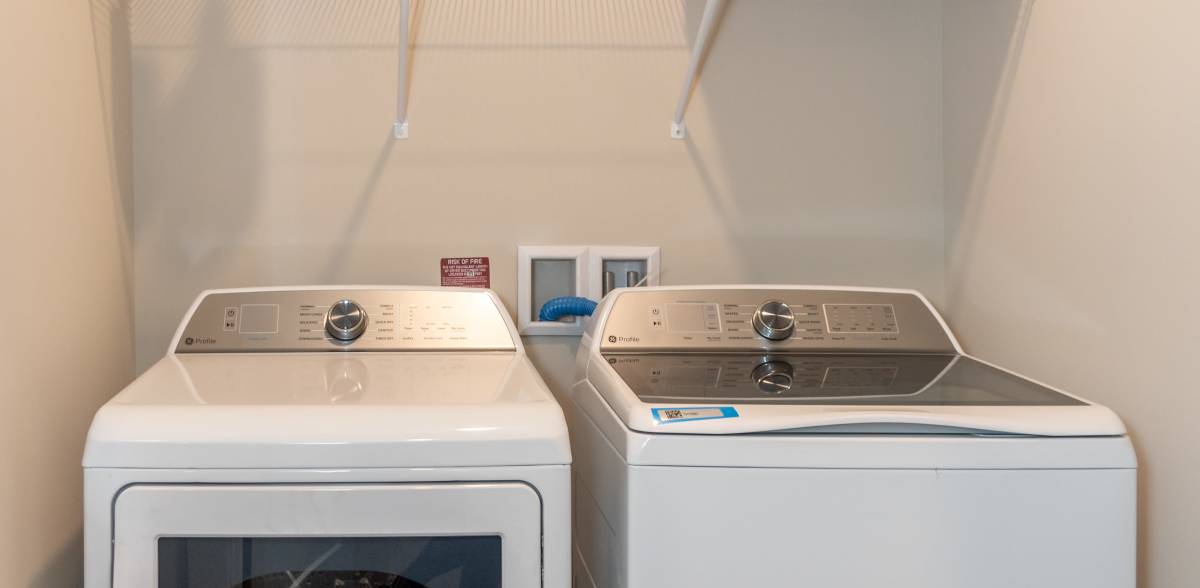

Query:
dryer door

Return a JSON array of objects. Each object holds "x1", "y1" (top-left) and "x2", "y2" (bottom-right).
[{"x1": 111, "y1": 483, "x2": 541, "y2": 588}]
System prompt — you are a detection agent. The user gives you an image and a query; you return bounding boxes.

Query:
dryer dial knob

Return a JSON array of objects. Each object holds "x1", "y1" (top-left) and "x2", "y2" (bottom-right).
[
  {"x1": 752, "y1": 300, "x2": 795, "y2": 341},
  {"x1": 752, "y1": 361, "x2": 794, "y2": 395},
  {"x1": 326, "y1": 299, "x2": 368, "y2": 342}
]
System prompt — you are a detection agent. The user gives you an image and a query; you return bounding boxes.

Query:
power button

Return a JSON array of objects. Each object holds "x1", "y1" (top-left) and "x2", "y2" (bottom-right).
[
  {"x1": 648, "y1": 306, "x2": 664, "y2": 330},
  {"x1": 223, "y1": 307, "x2": 238, "y2": 332}
]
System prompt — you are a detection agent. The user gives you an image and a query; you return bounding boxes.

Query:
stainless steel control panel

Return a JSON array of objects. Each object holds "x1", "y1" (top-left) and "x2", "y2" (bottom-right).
[
  {"x1": 598, "y1": 288, "x2": 956, "y2": 353},
  {"x1": 174, "y1": 288, "x2": 517, "y2": 353}
]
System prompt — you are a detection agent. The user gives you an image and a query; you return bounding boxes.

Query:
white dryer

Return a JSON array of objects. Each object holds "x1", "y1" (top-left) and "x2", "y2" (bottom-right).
[
  {"x1": 570, "y1": 286, "x2": 1135, "y2": 588},
  {"x1": 84, "y1": 286, "x2": 570, "y2": 588}
]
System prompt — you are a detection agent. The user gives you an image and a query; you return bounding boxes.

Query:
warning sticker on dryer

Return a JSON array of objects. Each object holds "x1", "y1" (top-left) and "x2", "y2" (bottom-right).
[
  {"x1": 440, "y1": 257, "x2": 490, "y2": 288},
  {"x1": 651, "y1": 406, "x2": 739, "y2": 424}
]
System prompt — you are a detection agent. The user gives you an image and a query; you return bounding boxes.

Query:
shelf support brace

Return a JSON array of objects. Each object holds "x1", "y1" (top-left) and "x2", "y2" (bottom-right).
[
  {"x1": 671, "y1": 0, "x2": 725, "y2": 139},
  {"x1": 394, "y1": 0, "x2": 412, "y2": 139}
]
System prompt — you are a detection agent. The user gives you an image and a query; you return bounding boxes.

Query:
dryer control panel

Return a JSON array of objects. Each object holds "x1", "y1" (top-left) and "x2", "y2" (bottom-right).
[
  {"x1": 597, "y1": 288, "x2": 956, "y2": 354},
  {"x1": 174, "y1": 288, "x2": 516, "y2": 353}
]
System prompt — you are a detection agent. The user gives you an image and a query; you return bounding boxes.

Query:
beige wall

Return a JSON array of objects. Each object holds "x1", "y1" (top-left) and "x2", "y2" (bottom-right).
[
  {"x1": 7, "y1": 0, "x2": 1190, "y2": 584},
  {"x1": 0, "y1": 1, "x2": 135, "y2": 585},
  {"x1": 128, "y1": 0, "x2": 947, "y2": 396},
  {"x1": 944, "y1": 1, "x2": 1200, "y2": 586}
]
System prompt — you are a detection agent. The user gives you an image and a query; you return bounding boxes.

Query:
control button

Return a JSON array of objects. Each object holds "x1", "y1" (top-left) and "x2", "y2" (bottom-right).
[
  {"x1": 752, "y1": 300, "x2": 795, "y2": 341},
  {"x1": 648, "y1": 306, "x2": 664, "y2": 329},
  {"x1": 223, "y1": 307, "x2": 238, "y2": 332},
  {"x1": 325, "y1": 299, "x2": 368, "y2": 342},
  {"x1": 752, "y1": 360, "x2": 794, "y2": 395},
  {"x1": 703, "y1": 303, "x2": 721, "y2": 331}
]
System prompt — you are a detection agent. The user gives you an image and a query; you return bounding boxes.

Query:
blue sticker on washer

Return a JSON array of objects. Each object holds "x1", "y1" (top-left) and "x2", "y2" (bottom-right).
[{"x1": 651, "y1": 406, "x2": 739, "y2": 424}]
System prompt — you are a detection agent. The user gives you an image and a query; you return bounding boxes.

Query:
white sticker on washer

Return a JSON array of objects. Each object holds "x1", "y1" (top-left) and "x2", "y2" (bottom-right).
[{"x1": 651, "y1": 406, "x2": 739, "y2": 424}]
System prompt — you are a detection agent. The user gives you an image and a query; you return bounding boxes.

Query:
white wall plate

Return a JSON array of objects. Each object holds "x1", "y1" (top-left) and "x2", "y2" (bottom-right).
[
  {"x1": 517, "y1": 246, "x2": 588, "y2": 336},
  {"x1": 518, "y1": 245, "x2": 661, "y2": 336}
]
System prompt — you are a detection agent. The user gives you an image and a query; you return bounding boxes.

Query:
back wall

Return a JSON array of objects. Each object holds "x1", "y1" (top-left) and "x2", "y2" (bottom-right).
[{"x1": 127, "y1": 0, "x2": 946, "y2": 399}]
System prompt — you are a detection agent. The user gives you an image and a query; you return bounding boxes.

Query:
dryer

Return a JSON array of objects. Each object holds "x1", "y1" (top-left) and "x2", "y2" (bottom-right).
[
  {"x1": 84, "y1": 286, "x2": 570, "y2": 588},
  {"x1": 570, "y1": 285, "x2": 1135, "y2": 588}
]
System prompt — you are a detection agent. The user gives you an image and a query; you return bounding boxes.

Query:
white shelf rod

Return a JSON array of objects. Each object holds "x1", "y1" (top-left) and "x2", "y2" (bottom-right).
[
  {"x1": 671, "y1": 0, "x2": 725, "y2": 139},
  {"x1": 393, "y1": 0, "x2": 411, "y2": 139}
]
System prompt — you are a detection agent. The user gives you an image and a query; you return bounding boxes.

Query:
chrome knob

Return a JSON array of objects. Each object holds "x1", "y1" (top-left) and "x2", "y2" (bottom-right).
[
  {"x1": 325, "y1": 299, "x2": 368, "y2": 342},
  {"x1": 752, "y1": 360, "x2": 794, "y2": 395},
  {"x1": 752, "y1": 300, "x2": 795, "y2": 341}
]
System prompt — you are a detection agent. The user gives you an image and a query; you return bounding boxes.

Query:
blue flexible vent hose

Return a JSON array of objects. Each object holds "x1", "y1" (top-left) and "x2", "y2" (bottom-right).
[{"x1": 539, "y1": 296, "x2": 598, "y2": 322}]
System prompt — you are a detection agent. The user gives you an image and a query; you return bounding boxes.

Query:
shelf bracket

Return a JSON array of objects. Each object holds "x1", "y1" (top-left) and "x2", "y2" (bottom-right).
[
  {"x1": 671, "y1": 0, "x2": 725, "y2": 139},
  {"x1": 394, "y1": 0, "x2": 412, "y2": 139}
]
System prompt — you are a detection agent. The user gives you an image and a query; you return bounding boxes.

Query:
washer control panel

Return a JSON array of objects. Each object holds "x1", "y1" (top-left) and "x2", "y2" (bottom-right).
[
  {"x1": 598, "y1": 288, "x2": 955, "y2": 353},
  {"x1": 175, "y1": 288, "x2": 516, "y2": 353}
]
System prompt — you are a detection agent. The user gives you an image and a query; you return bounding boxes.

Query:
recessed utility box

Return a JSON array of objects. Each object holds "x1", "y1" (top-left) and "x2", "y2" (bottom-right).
[
  {"x1": 600, "y1": 259, "x2": 647, "y2": 294},
  {"x1": 587, "y1": 246, "x2": 661, "y2": 301},
  {"x1": 517, "y1": 246, "x2": 588, "y2": 336},
  {"x1": 517, "y1": 245, "x2": 661, "y2": 336}
]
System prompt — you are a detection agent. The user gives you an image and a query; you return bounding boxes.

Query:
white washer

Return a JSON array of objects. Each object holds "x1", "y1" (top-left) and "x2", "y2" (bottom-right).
[
  {"x1": 84, "y1": 286, "x2": 571, "y2": 588},
  {"x1": 571, "y1": 285, "x2": 1135, "y2": 588}
]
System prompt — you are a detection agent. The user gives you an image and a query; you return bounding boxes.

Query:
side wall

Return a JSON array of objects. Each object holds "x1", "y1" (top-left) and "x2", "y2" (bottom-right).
[
  {"x1": 943, "y1": 2, "x2": 1200, "y2": 586},
  {"x1": 0, "y1": 1, "x2": 136, "y2": 584}
]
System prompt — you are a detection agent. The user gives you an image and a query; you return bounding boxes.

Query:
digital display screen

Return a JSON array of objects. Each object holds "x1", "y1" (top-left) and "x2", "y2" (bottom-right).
[
  {"x1": 238, "y1": 304, "x2": 280, "y2": 334},
  {"x1": 667, "y1": 303, "x2": 721, "y2": 332}
]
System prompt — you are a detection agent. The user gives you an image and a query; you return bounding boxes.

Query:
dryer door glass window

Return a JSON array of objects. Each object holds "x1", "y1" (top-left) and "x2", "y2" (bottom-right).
[
  {"x1": 158, "y1": 536, "x2": 501, "y2": 588},
  {"x1": 113, "y1": 484, "x2": 541, "y2": 587}
]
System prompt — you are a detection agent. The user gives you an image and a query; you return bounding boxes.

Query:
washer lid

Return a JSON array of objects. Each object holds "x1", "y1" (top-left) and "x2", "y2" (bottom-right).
[
  {"x1": 589, "y1": 353, "x2": 1127, "y2": 437},
  {"x1": 84, "y1": 353, "x2": 570, "y2": 469}
]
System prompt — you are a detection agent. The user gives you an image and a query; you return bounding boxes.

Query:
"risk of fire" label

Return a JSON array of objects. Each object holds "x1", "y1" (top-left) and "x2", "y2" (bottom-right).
[{"x1": 440, "y1": 257, "x2": 491, "y2": 288}]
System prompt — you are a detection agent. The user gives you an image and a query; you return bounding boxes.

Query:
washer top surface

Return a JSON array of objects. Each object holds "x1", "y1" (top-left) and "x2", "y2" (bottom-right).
[
  {"x1": 580, "y1": 286, "x2": 1127, "y2": 438},
  {"x1": 84, "y1": 287, "x2": 570, "y2": 469},
  {"x1": 605, "y1": 353, "x2": 1083, "y2": 407}
]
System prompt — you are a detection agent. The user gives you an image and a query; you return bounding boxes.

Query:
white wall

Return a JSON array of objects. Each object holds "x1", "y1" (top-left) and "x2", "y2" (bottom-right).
[
  {"x1": 127, "y1": 0, "x2": 946, "y2": 398},
  {"x1": 944, "y1": 1, "x2": 1200, "y2": 586},
  {"x1": 0, "y1": 1, "x2": 135, "y2": 585}
]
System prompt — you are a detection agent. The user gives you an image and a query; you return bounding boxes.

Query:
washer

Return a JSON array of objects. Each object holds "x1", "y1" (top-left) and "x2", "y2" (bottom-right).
[
  {"x1": 571, "y1": 285, "x2": 1135, "y2": 588},
  {"x1": 84, "y1": 286, "x2": 570, "y2": 588}
]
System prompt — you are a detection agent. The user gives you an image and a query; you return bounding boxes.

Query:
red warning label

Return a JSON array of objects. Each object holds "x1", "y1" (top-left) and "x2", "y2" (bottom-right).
[{"x1": 440, "y1": 257, "x2": 491, "y2": 288}]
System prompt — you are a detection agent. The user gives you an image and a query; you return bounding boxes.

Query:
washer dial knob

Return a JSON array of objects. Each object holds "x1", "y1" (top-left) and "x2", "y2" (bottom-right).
[
  {"x1": 752, "y1": 300, "x2": 795, "y2": 341},
  {"x1": 752, "y1": 360, "x2": 795, "y2": 395},
  {"x1": 326, "y1": 299, "x2": 368, "y2": 342}
]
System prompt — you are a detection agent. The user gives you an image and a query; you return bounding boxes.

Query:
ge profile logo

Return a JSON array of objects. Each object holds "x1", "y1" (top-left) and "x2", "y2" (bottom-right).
[
  {"x1": 608, "y1": 336, "x2": 617, "y2": 343},
  {"x1": 184, "y1": 337, "x2": 195, "y2": 345}
]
